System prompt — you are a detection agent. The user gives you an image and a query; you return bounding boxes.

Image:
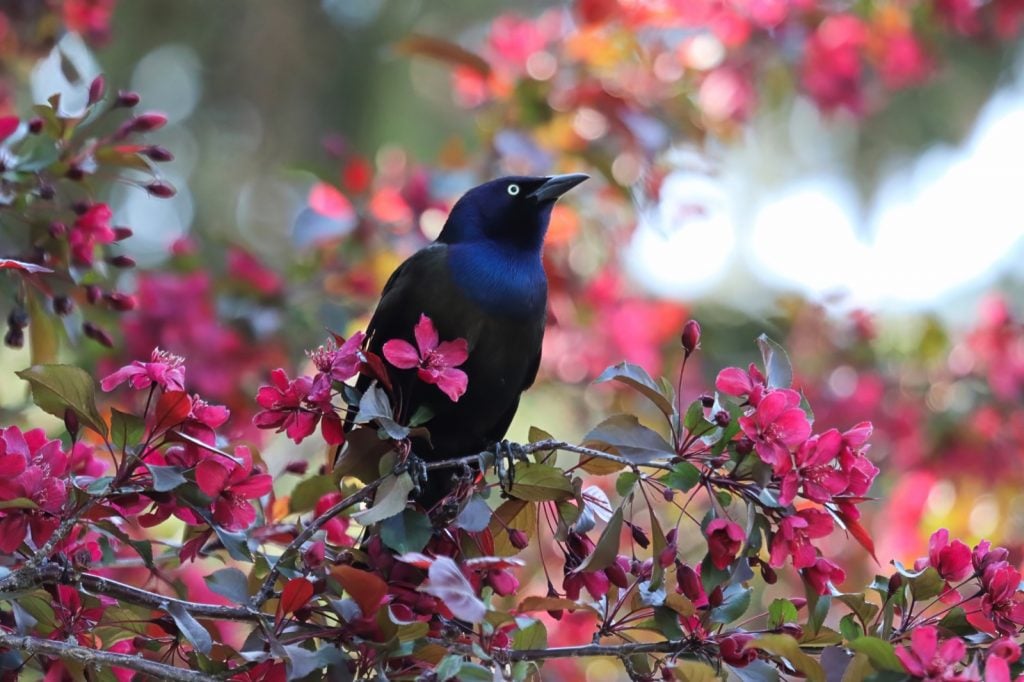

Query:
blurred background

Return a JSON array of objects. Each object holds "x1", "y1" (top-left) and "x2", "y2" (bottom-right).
[{"x1": 2, "y1": 1, "x2": 1024, "y2": 676}]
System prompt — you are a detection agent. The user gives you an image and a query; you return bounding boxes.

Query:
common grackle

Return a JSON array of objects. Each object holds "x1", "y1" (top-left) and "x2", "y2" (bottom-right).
[{"x1": 349, "y1": 174, "x2": 588, "y2": 507}]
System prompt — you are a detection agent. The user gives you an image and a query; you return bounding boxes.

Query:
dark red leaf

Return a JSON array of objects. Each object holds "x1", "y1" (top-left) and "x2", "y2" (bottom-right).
[
  {"x1": 839, "y1": 509, "x2": 878, "y2": 563},
  {"x1": 277, "y1": 577, "x2": 314, "y2": 624},
  {"x1": 150, "y1": 391, "x2": 192, "y2": 434}
]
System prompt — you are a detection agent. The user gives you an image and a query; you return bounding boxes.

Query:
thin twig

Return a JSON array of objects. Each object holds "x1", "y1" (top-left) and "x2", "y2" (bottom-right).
[{"x1": 0, "y1": 631, "x2": 219, "y2": 682}]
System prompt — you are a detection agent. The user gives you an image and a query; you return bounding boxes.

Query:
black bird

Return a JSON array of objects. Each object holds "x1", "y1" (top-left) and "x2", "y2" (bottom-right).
[{"x1": 347, "y1": 174, "x2": 588, "y2": 506}]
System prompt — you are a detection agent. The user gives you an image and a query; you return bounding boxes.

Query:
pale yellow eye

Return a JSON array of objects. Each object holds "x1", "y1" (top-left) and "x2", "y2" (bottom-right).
[{"x1": 507, "y1": 184, "x2": 520, "y2": 196}]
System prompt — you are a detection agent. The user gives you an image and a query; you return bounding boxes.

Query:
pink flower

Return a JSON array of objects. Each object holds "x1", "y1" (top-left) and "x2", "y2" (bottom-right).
[
  {"x1": 706, "y1": 518, "x2": 744, "y2": 569},
  {"x1": 316, "y1": 492, "x2": 354, "y2": 547},
  {"x1": 308, "y1": 333, "x2": 366, "y2": 403},
  {"x1": 253, "y1": 369, "x2": 318, "y2": 443},
  {"x1": 769, "y1": 508, "x2": 834, "y2": 569},
  {"x1": 715, "y1": 363, "x2": 767, "y2": 406},
  {"x1": 69, "y1": 203, "x2": 117, "y2": 265},
  {"x1": 100, "y1": 348, "x2": 186, "y2": 393},
  {"x1": 878, "y1": 30, "x2": 933, "y2": 90},
  {"x1": 974, "y1": 540, "x2": 1010, "y2": 574},
  {"x1": 779, "y1": 429, "x2": 847, "y2": 506},
  {"x1": 196, "y1": 446, "x2": 272, "y2": 531},
  {"x1": 383, "y1": 314, "x2": 469, "y2": 402},
  {"x1": 803, "y1": 557, "x2": 845, "y2": 595},
  {"x1": 227, "y1": 247, "x2": 283, "y2": 296},
  {"x1": 0, "y1": 427, "x2": 69, "y2": 553},
  {"x1": 738, "y1": 389, "x2": 812, "y2": 472},
  {"x1": 800, "y1": 15, "x2": 867, "y2": 114},
  {"x1": 915, "y1": 529, "x2": 972, "y2": 603},
  {"x1": 894, "y1": 626, "x2": 966, "y2": 679},
  {"x1": 981, "y1": 562, "x2": 1024, "y2": 636}
]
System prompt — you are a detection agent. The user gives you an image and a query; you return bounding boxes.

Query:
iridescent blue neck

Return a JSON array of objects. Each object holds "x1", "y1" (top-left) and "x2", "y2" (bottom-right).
[{"x1": 445, "y1": 242, "x2": 547, "y2": 320}]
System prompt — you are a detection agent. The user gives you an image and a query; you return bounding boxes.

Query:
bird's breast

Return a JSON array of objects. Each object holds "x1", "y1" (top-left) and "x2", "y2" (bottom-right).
[{"x1": 445, "y1": 243, "x2": 548, "y2": 320}]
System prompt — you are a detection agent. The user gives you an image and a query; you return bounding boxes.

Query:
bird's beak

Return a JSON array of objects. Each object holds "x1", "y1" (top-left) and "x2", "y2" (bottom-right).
[{"x1": 529, "y1": 173, "x2": 589, "y2": 202}]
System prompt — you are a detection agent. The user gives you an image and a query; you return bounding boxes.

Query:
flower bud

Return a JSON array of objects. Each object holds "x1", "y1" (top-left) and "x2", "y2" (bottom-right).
[
  {"x1": 129, "y1": 112, "x2": 168, "y2": 133},
  {"x1": 63, "y1": 408, "x2": 79, "y2": 440},
  {"x1": 630, "y1": 523, "x2": 650, "y2": 548},
  {"x1": 708, "y1": 584, "x2": 724, "y2": 608},
  {"x1": 85, "y1": 285, "x2": 102, "y2": 304},
  {"x1": 113, "y1": 227, "x2": 134, "y2": 241},
  {"x1": 714, "y1": 410, "x2": 731, "y2": 427},
  {"x1": 142, "y1": 145, "x2": 174, "y2": 162},
  {"x1": 28, "y1": 117, "x2": 44, "y2": 134},
  {"x1": 71, "y1": 201, "x2": 90, "y2": 215},
  {"x1": 131, "y1": 636, "x2": 148, "y2": 651},
  {"x1": 53, "y1": 295, "x2": 73, "y2": 316},
  {"x1": 83, "y1": 321, "x2": 113, "y2": 347},
  {"x1": 681, "y1": 319, "x2": 701, "y2": 354},
  {"x1": 104, "y1": 292, "x2": 137, "y2": 311},
  {"x1": 700, "y1": 394, "x2": 714, "y2": 408},
  {"x1": 65, "y1": 164, "x2": 84, "y2": 181},
  {"x1": 735, "y1": 437, "x2": 754, "y2": 456},
  {"x1": 302, "y1": 541, "x2": 325, "y2": 569},
  {"x1": 37, "y1": 184, "x2": 55, "y2": 200},
  {"x1": 662, "y1": 487, "x2": 674, "y2": 502},
  {"x1": 4, "y1": 327, "x2": 24, "y2": 348},
  {"x1": 116, "y1": 91, "x2": 141, "y2": 108},
  {"x1": 285, "y1": 460, "x2": 309, "y2": 475},
  {"x1": 108, "y1": 255, "x2": 136, "y2": 268},
  {"x1": 145, "y1": 180, "x2": 176, "y2": 198},
  {"x1": 508, "y1": 528, "x2": 530, "y2": 550},
  {"x1": 88, "y1": 75, "x2": 106, "y2": 105},
  {"x1": 760, "y1": 562, "x2": 777, "y2": 584}
]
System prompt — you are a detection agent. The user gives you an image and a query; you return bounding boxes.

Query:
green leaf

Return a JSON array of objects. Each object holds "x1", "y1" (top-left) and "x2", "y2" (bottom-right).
[
  {"x1": 457, "y1": 663, "x2": 493, "y2": 681},
  {"x1": 767, "y1": 599, "x2": 799, "y2": 629},
  {"x1": 908, "y1": 566, "x2": 945, "y2": 601},
  {"x1": 708, "y1": 584, "x2": 751, "y2": 624},
  {"x1": 594, "y1": 362, "x2": 675, "y2": 418},
  {"x1": 653, "y1": 605, "x2": 684, "y2": 640},
  {"x1": 207, "y1": 520, "x2": 252, "y2": 562},
  {"x1": 662, "y1": 461, "x2": 701, "y2": 492},
  {"x1": 527, "y1": 426, "x2": 557, "y2": 463},
  {"x1": 352, "y1": 472, "x2": 413, "y2": 525},
  {"x1": 167, "y1": 602, "x2": 212, "y2": 655},
  {"x1": 581, "y1": 414, "x2": 674, "y2": 463},
  {"x1": 355, "y1": 383, "x2": 409, "y2": 440},
  {"x1": 805, "y1": 581, "x2": 831, "y2": 635},
  {"x1": 110, "y1": 409, "x2": 144, "y2": 454},
  {"x1": 749, "y1": 634, "x2": 824, "y2": 682},
  {"x1": 146, "y1": 464, "x2": 187, "y2": 493},
  {"x1": 573, "y1": 505, "x2": 623, "y2": 573},
  {"x1": 512, "y1": 620, "x2": 547, "y2": 650},
  {"x1": 937, "y1": 606, "x2": 975, "y2": 636},
  {"x1": 616, "y1": 471, "x2": 638, "y2": 496},
  {"x1": 16, "y1": 364, "x2": 107, "y2": 438},
  {"x1": 289, "y1": 475, "x2": 338, "y2": 514},
  {"x1": 837, "y1": 593, "x2": 880, "y2": 628},
  {"x1": 757, "y1": 334, "x2": 793, "y2": 390},
  {"x1": 683, "y1": 398, "x2": 705, "y2": 432},
  {"x1": 380, "y1": 508, "x2": 432, "y2": 554},
  {"x1": 839, "y1": 613, "x2": 861, "y2": 642},
  {"x1": 435, "y1": 655, "x2": 464, "y2": 682},
  {"x1": 846, "y1": 636, "x2": 905, "y2": 672},
  {"x1": 508, "y1": 463, "x2": 574, "y2": 502},
  {"x1": 0, "y1": 498, "x2": 38, "y2": 510},
  {"x1": 204, "y1": 568, "x2": 250, "y2": 604}
]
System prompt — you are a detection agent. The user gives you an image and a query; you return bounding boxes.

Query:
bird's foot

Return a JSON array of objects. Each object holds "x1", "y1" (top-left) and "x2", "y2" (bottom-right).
[
  {"x1": 493, "y1": 439, "x2": 528, "y2": 495},
  {"x1": 394, "y1": 451, "x2": 429, "y2": 497}
]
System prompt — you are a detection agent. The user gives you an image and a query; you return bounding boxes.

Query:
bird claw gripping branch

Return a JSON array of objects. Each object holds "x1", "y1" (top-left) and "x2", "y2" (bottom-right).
[{"x1": 494, "y1": 439, "x2": 527, "y2": 496}]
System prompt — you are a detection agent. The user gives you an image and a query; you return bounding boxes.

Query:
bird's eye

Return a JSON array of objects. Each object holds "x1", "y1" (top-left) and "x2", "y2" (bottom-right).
[{"x1": 507, "y1": 184, "x2": 520, "y2": 196}]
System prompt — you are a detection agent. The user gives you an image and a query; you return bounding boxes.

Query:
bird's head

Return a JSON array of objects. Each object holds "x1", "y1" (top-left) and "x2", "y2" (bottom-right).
[{"x1": 438, "y1": 174, "x2": 589, "y2": 251}]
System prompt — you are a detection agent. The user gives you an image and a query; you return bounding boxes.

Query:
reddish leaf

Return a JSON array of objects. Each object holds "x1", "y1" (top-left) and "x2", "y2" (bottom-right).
[
  {"x1": 332, "y1": 566, "x2": 388, "y2": 618},
  {"x1": 277, "y1": 578, "x2": 314, "y2": 624},
  {"x1": 0, "y1": 116, "x2": 18, "y2": 143},
  {"x1": 359, "y1": 351, "x2": 392, "y2": 392},
  {"x1": 838, "y1": 509, "x2": 877, "y2": 563},
  {"x1": 464, "y1": 556, "x2": 526, "y2": 570},
  {"x1": 149, "y1": 391, "x2": 192, "y2": 434}
]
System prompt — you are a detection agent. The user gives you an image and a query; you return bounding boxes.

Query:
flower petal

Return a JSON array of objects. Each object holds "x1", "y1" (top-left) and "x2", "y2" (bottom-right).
[
  {"x1": 434, "y1": 368, "x2": 468, "y2": 402},
  {"x1": 434, "y1": 338, "x2": 469, "y2": 367},
  {"x1": 383, "y1": 339, "x2": 420, "y2": 369},
  {"x1": 195, "y1": 460, "x2": 231, "y2": 498},
  {"x1": 413, "y1": 314, "x2": 439, "y2": 354}
]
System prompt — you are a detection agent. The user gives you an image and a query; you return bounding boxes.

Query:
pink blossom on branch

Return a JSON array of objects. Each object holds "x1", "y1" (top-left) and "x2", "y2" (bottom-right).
[
  {"x1": 195, "y1": 445, "x2": 272, "y2": 531},
  {"x1": 738, "y1": 389, "x2": 812, "y2": 472},
  {"x1": 100, "y1": 347, "x2": 186, "y2": 393},
  {"x1": 706, "y1": 518, "x2": 744, "y2": 569},
  {"x1": 383, "y1": 314, "x2": 469, "y2": 402}
]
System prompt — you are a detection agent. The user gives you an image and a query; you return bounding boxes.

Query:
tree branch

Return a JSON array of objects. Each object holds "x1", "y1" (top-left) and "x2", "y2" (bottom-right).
[
  {"x1": 507, "y1": 639, "x2": 700, "y2": 661},
  {"x1": 0, "y1": 631, "x2": 219, "y2": 682}
]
